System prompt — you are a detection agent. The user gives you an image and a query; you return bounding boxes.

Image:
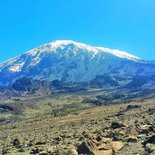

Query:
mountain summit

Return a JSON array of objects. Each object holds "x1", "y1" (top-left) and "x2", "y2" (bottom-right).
[
  {"x1": 25, "y1": 40, "x2": 140, "y2": 60},
  {"x1": 0, "y1": 40, "x2": 154, "y2": 91}
]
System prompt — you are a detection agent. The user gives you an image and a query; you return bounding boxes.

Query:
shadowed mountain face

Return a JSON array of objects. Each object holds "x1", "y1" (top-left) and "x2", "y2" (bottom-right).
[{"x1": 0, "y1": 40, "x2": 155, "y2": 95}]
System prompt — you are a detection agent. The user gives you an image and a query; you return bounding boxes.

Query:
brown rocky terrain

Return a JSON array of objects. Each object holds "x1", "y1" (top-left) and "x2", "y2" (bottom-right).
[{"x1": 0, "y1": 93, "x2": 155, "y2": 155}]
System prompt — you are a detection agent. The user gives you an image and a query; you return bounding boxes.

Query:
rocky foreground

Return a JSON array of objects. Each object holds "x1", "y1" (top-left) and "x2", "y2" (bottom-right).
[{"x1": 0, "y1": 98, "x2": 155, "y2": 155}]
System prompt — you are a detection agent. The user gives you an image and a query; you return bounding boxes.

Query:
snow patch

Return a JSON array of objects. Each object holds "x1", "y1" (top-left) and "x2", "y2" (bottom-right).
[
  {"x1": 9, "y1": 62, "x2": 24, "y2": 72},
  {"x1": 96, "y1": 47, "x2": 140, "y2": 61}
]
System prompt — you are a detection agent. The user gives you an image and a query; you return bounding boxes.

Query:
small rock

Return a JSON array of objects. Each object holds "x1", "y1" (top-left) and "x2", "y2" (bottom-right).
[
  {"x1": 36, "y1": 146, "x2": 44, "y2": 152},
  {"x1": 126, "y1": 105, "x2": 141, "y2": 110},
  {"x1": 145, "y1": 143, "x2": 155, "y2": 153},
  {"x1": 101, "y1": 138, "x2": 112, "y2": 143},
  {"x1": 111, "y1": 141, "x2": 124, "y2": 151},
  {"x1": 140, "y1": 125, "x2": 154, "y2": 134},
  {"x1": 137, "y1": 134, "x2": 147, "y2": 140},
  {"x1": 115, "y1": 110, "x2": 126, "y2": 116},
  {"x1": 98, "y1": 143, "x2": 112, "y2": 150},
  {"x1": 18, "y1": 147, "x2": 26, "y2": 152},
  {"x1": 82, "y1": 131, "x2": 92, "y2": 139},
  {"x1": 47, "y1": 146, "x2": 57, "y2": 153},
  {"x1": 68, "y1": 148, "x2": 78, "y2": 155},
  {"x1": 39, "y1": 151, "x2": 48, "y2": 155},
  {"x1": 144, "y1": 135, "x2": 155, "y2": 145},
  {"x1": 54, "y1": 136, "x2": 63, "y2": 141},
  {"x1": 98, "y1": 141, "x2": 124, "y2": 151},
  {"x1": 130, "y1": 127, "x2": 138, "y2": 136},
  {"x1": 12, "y1": 138, "x2": 21, "y2": 148},
  {"x1": 92, "y1": 139, "x2": 101, "y2": 146},
  {"x1": 35, "y1": 141, "x2": 46, "y2": 145},
  {"x1": 148, "y1": 108, "x2": 155, "y2": 115},
  {"x1": 94, "y1": 149, "x2": 113, "y2": 155},
  {"x1": 30, "y1": 147, "x2": 39, "y2": 154},
  {"x1": 126, "y1": 135, "x2": 138, "y2": 143},
  {"x1": 111, "y1": 122, "x2": 126, "y2": 129},
  {"x1": 96, "y1": 136, "x2": 102, "y2": 141},
  {"x1": 77, "y1": 140, "x2": 97, "y2": 154}
]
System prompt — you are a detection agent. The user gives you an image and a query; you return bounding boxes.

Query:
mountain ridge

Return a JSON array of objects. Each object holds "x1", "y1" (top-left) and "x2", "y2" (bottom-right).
[
  {"x1": 0, "y1": 40, "x2": 155, "y2": 97},
  {"x1": 0, "y1": 40, "x2": 140, "y2": 66}
]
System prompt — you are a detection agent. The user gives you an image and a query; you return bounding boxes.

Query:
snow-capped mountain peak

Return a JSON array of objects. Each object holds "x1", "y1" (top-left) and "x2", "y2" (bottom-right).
[
  {"x1": 27, "y1": 40, "x2": 99, "y2": 56},
  {"x1": 26, "y1": 40, "x2": 140, "y2": 60},
  {"x1": 0, "y1": 40, "x2": 145, "y2": 86}
]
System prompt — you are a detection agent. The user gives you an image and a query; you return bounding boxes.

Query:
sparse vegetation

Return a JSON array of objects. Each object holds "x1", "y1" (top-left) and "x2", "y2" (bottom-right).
[{"x1": 0, "y1": 92, "x2": 154, "y2": 154}]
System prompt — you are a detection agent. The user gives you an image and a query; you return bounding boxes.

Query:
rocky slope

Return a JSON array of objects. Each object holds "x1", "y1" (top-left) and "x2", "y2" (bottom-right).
[{"x1": 0, "y1": 93, "x2": 155, "y2": 155}]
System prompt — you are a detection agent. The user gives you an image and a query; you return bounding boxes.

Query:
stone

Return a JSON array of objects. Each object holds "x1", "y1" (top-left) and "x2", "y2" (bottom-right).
[
  {"x1": 18, "y1": 147, "x2": 26, "y2": 152},
  {"x1": 98, "y1": 141, "x2": 124, "y2": 151},
  {"x1": 140, "y1": 125, "x2": 154, "y2": 134},
  {"x1": 93, "y1": 149, "x2": 113, "y2": 155},
  {"x1": 35, "y1": 141, "x2": 46, "y2": 145},
  {"x1": 92, "y1": 139, "x2": 101, "y2": 146},
  {"x1": 130, "y1": 127, "x2": 138, "y2": 136},
  {"x1": 98, "y1": 143, "x2": 112, "y2": 150},
  {"x1": 96, "y1": 136, "x2": 102, "y2": 141},
  {"x1": 77, "y1": 140, "x2": 97, "y2": 154},
  {"x1": 145, "y1": 143, "x2": 155, "y2": 153},
  {"x1": 126, "y1": 135, "x2": 138, "y2": 143},
  {"x1": 36, "y1": 146, "x2": 44, "y2": 152},
  {"x1": 115, "y1": 110, "x2": 126, "y2": 116},
  {"x1": 39, "y1": 151, "x2": 48, "y2": 155},
  {"x1": 101, "y1": 138, "x2": 112, "y2": 143},
  {"x1": 144, "y1": 135, "x2": 155, "y2": 145},
  {"x1": 111, "y1": 122, "x2": 126, "y2": 129},
  {"x1": 111, "y1": 141, "x2": 124, "y2": 151},
  {"x1": 126, "y1": 105, "x2": 141, "y2": 110},
  {"x1": 77, "y1": 140, "x2": 113, "y2": 155},
  {"x1": 12, "y1": 138, "x2": 21, "y2": 148},
  {"x1": 47, "y1": 146, "x2": 57, "y2": 153},
  {"x1": 148, "y1": 108, "x2": 155, "y2": 115},
  {"x1": 82, "y1": 131, "x2": 92, "y2": 139},
  {"x1": 30, "y1": 147, "x2": 39, "y2": 154},
  {"x1": 54, "y1": 136, "x2": 63, "y2": 141},
  {"x1": 68, "y1": 148, "x2": 78, "y2": 155}
]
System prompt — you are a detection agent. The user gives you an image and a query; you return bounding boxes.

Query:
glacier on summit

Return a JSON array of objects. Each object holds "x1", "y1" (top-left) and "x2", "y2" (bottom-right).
[{"x1": 0, "y1": 40, "x2": 154, "y2": 86}]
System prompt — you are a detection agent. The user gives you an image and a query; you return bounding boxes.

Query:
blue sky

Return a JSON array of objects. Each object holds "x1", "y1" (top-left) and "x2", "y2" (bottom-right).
[{"x1": 0, "y1": 0, "x2": 155, "y2": 62}]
